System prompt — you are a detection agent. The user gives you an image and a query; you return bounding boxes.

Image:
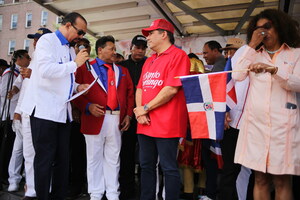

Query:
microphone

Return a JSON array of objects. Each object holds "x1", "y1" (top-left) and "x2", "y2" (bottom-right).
[{"x1": 78, "y1": 45, "x2": 91, "y2": 71}]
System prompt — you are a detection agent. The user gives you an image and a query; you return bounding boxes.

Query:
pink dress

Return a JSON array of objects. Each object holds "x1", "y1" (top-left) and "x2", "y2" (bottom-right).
[{"x1": 232, "y1": 44, "x2": 300, "y2": 175}]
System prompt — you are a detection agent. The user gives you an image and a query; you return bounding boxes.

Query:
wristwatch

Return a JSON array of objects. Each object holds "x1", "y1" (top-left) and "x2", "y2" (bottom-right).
[{"x1": 143, "y1": 104, "x2": 150, "y2": 112}]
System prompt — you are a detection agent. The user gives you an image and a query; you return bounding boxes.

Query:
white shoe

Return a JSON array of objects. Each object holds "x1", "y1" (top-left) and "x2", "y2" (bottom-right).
[
  {"x1": 8, "y1": 183, "x2": 19, "y2": 192},
  {"x1": 90, "y1": 196, "x2": 101, "y2": 200},
  {"x1": 199, "y1": 196, "x2": 213, "y2": 200}
]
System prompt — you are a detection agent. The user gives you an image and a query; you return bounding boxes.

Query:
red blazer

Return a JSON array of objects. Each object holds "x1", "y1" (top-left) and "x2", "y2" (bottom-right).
[{"x1": 73, "y1": 59, "x2": 134, "y2": 135}]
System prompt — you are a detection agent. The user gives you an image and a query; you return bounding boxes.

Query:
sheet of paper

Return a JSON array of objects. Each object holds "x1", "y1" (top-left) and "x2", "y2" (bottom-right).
[{"x1": 66, "y1": 77, "x2": 98, "y2": 103}]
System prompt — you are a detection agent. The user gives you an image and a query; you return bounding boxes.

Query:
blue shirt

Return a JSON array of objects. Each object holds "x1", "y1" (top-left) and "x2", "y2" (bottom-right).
[
  {"x1": 55, "y1": 30, "x2": 69, "y2": 46},
  {"x1": 86, "y1": 58, "x2": 121, "y2": 112},
  {"x1": 93, "y1": 58, "x2": 109, "y2": 91}
]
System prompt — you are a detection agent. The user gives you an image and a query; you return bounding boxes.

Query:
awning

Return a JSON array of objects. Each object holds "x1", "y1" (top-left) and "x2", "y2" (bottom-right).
[{"x1": 33, "y1": 0, "x2": 299, "y2": 40}]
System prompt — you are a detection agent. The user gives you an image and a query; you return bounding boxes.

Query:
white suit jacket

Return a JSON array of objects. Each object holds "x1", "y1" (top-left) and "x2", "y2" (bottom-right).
[
  {"x1": 0, "y1": 65, "x2": 20, "y2": 120},
  {"x1": 21, "y1": 31, "x2": 77, "y2": 123}
]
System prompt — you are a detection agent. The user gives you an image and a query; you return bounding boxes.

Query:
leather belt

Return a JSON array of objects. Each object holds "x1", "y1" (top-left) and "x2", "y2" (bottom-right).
[{"x1": 105, "y1": 110, "x2": 120, "y2": 115}]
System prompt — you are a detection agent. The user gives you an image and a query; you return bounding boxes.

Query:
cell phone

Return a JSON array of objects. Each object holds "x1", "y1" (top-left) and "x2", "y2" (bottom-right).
[{"x1": 286, "y1": 102, "x2": 297, "y2": 109}]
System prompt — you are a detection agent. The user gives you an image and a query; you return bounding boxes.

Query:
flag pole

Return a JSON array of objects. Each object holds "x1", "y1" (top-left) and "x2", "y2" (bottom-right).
[
  {"x1": 175, "y1": 69, "x2": 250, "y2": 79},
  {"x1": 225, "y1": 68, "x2": 250, "y2": 73}
]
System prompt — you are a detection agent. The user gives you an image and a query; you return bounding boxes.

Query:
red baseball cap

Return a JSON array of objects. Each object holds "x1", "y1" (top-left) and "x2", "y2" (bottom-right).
[{"x1": 142, "y1": 19, "x2": 175, "y2": 36}]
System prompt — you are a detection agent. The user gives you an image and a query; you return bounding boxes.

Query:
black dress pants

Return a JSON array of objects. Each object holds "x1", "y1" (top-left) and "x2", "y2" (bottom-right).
[
  {"x1": 69, "y1": 121, "x2": 86, "y2": 195},
  {"x1": 293, "y1": 176, "x2": 300, "y2": 200},
  {"x1": 0, "y1": 121, "x2": 15, "y2": 185},
  {"x1": 219, "y1": 127, "x2": 241, "y2": 200},
  {"x1": 201, "y1": 139, "x2": 218, "y2": 200},
  {"x1": 119, "y1": 119, "x2": 137, "y2": 199},
  {"x1": 30, "y1": 116, "x2": 71, "y2": 200}
]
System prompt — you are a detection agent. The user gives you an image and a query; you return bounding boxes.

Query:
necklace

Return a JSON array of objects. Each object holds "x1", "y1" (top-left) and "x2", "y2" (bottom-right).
[{"x1": 265, "y1": 48, "x2": 280, "y2": 54}]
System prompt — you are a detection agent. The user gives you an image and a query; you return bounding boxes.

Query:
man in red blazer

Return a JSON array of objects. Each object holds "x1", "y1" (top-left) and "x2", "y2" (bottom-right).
[{"x1": 73, "y1": 35, "x2": 134, "y2": 200}]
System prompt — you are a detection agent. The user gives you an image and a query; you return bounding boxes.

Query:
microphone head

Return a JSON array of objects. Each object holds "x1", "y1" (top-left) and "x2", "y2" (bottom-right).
[{"x1": 78, "y1": 45, "x2": 85, "y2": 51}]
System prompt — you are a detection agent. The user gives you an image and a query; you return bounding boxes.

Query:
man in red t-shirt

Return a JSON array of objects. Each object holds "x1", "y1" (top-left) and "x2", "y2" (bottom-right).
[{"x1": 134, "y1": 19, "x2": 190, "y2": 200}]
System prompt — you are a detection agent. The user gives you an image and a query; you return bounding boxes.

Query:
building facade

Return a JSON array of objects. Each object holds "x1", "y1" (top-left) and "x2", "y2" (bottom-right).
[{"x1": 0, "y1": 0, "x2": 58, "y2": 62}]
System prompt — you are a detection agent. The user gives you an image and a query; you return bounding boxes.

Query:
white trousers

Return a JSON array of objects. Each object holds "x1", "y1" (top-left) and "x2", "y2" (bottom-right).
[
  {"x1": 236, "y1": 166, "x2": 252, "y2": 200},
  {"x1": 22, "y1": 114, "x2": 36, "y2": 197},
  {"x1": 8, "y1": 120, "x2": 23, "y2": 185},
  {"x1": 85, "y1": 114, "x2": 121, "y2": 200},
  {"x1": 8, "y1": 114, "x2": 36, "y2": 197}
]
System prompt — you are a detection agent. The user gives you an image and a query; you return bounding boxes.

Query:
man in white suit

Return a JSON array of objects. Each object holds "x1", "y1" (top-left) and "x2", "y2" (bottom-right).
[{"x1": 20, "y1": 12, "x2": 89, "y2": 200}]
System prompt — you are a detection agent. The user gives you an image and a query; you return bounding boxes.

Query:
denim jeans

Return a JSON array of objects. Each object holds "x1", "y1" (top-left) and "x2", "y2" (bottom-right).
[{"x1": 138, "y1": 134, "x2": 180, "y2": 200}]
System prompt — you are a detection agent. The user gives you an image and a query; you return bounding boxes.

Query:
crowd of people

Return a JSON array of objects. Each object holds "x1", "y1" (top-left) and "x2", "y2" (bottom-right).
[{"x1": 0, "y1": 8, "x2": 299, "y2": 200}]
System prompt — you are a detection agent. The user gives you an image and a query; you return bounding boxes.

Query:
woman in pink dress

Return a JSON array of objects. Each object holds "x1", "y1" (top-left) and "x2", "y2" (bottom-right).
[{"x1": 232, "y1": 9, "x2": 300, "y2": 200}]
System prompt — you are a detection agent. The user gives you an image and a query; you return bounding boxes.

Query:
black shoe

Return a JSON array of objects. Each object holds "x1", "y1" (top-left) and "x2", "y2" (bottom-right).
[
  {"x1": 180, "y1": 192, "x2": 194, "y2": 200},
  {"x1": 66, "y1": 187, "x2": 83, "y2": 199},
  {"x1": 119, "y1": 187, "x2": 136, "y2": 200},
  {"x1": 120, "y1": 190, "x2": 136, "y2": 200},
  {"x1": 67, "y1": 191, "x2": 82, "y2": 199}
]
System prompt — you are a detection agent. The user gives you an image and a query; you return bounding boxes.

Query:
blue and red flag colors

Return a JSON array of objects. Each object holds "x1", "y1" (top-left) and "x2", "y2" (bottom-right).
[
  {"x1": 180, "y1": 72, "x2": 227, "y2": 140},
  {"x1": 224, "y1": 57, "x2": 237, "y2": 111},
  {"x1": 210, "y1": 140, "x2": 223, "y2": 169}
]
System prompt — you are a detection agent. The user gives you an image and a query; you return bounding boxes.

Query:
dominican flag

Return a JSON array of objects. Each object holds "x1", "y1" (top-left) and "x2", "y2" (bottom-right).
[
  {"x1": 180, "y1": 72, "x2": 227, "y2": 140},
  {"x1": 210, "y1": 141, "x2": 223, "y2": 169},
  {"x1": 224, "y1": 57, "x2": 237, "y2": 111}
]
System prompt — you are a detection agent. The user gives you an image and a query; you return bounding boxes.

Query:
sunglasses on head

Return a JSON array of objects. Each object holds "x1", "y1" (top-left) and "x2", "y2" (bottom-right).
[
  {"x1": 71, "y1": 23, "x2": 86, "y2": 36},
  {"x1": 254, "y1": 21, "x2": 272, "y2": 30}
]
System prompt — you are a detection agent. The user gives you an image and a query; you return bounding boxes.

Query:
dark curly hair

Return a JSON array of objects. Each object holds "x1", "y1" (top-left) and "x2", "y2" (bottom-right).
[{"x1": 247, "y1": 9, "x2": 300, "y2": 48}]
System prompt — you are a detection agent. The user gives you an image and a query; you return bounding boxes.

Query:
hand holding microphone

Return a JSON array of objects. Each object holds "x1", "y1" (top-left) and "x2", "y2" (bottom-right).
[{"x1": 75, "y1": 45, "x2": 90, "y2": 70}]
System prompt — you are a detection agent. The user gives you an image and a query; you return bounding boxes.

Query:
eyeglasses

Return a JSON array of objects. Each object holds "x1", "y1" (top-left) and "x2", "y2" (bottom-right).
[
  {"x1": 254, "y1": 21, "x2": 272, "y2": 30},
  {"x1": 71, "y1": 23, "x2": 86, "y2": 36}
]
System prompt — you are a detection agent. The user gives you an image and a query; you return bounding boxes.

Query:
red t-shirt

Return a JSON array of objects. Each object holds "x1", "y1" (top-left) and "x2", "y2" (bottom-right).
[{"x1": 137, "y1": 45, "x2": 190, "y2": 138}]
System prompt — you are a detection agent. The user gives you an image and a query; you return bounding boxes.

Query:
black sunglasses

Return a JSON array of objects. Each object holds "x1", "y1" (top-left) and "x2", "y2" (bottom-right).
[
  {"x1": 71, "y1": 23, "x2": 86, "y2": 36},
  {"x1": 254, "y1": 21, "x2": 272, "y2": 30}
]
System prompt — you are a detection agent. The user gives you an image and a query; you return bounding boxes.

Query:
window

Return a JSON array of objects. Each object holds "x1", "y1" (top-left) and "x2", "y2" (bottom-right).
[
  {"x1": 41, "y1": 11, "x2": 48, "y2": 26},
  {"x1": 24, "y1": 39, "x2": 30, "y2": 51},
  {"x1": 56, "y1": 16, "x2": 63, "y2": 24},
  {"x1": 0, "y1": 15, "x2": 2, "y2": 31},
  {"x1": 13, "y1": 0, "x2": 19, "y2": 3},
  {"x1": 8, "y1": 40, "x2": 16, "y2": 55},
  {"x1": 25, "y1": 13, "x2": 32, "y2": 27},
  {"x1": 0, "y1": 0, "x2": 4, "y2": 5},
  {"x1": 11, "y1": 14, "x2": 18, "y2": 29}
]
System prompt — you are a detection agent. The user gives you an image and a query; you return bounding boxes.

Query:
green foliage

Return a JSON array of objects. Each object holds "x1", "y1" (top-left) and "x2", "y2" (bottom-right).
[{"x1": 85, "y1": 34, "x2": 97, "y2": 59}]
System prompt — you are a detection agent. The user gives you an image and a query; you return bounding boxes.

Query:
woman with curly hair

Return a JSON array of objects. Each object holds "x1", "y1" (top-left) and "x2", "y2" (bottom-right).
[{"x1": 232, "y1": 9, "x2": 300, "y2": 200}]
